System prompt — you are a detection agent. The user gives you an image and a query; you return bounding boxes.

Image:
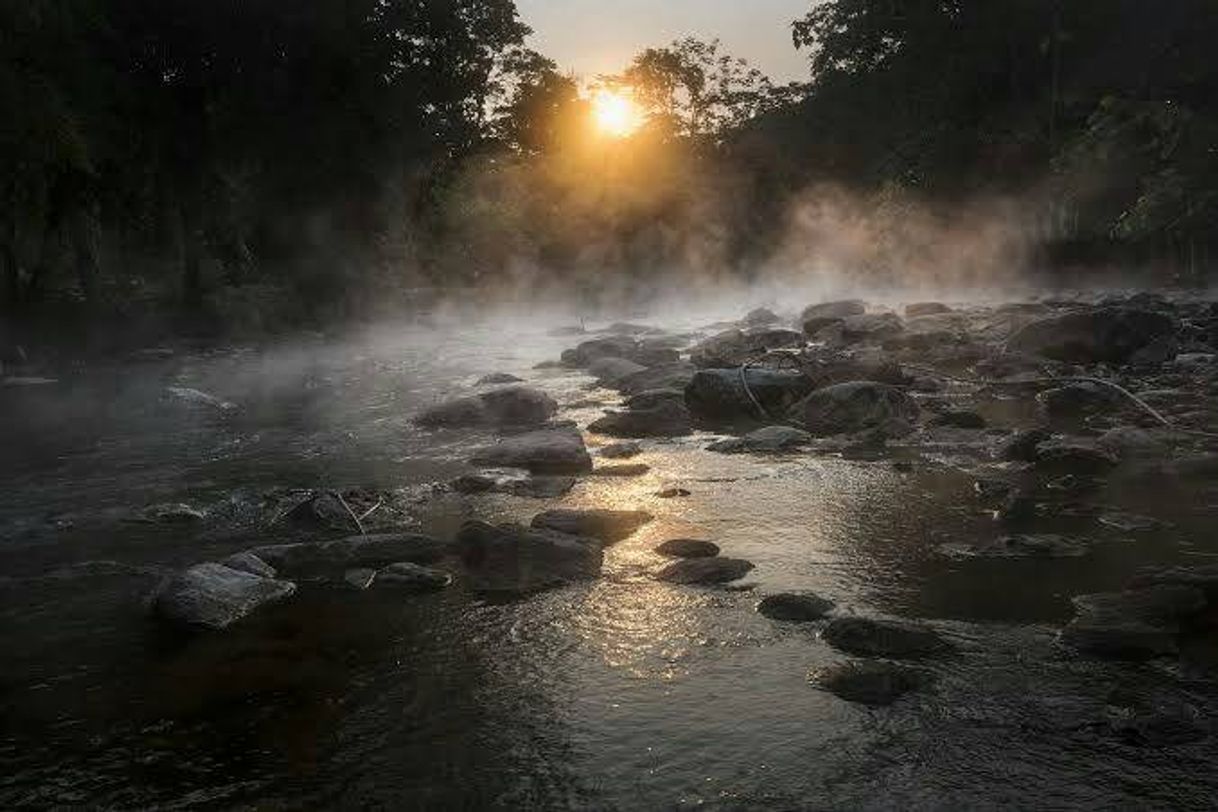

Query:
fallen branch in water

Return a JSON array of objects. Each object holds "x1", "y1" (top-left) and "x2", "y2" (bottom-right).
[{"x1": 331, "y1": 490, "x2": 366, "y2": 535}]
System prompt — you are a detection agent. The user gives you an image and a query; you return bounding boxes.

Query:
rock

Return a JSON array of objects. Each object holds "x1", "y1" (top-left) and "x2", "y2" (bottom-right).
[
  {"x1": 655, "y1": 539, "x2": 720, "y2": 558},
  {"x1": 477, "y1": 372, "x2": 524, "y2": 385},
  {"x1": 594, "y1": 463, "x2": 650, "y2": 477},
  {"x1": 801, "y1": 300, "x2": 866, "y2": 323},
  {"x1": 587, "y1": 357, "x2": 648, "y2": 385},
  {"x1": 929, "y1": 410, "x2": 986, "y2": 429},
  {"x1": 616, "y1": 363, "x2": 697, "y2": 396},
  {"x1": 809, "y1": 661, "x2": 927, "y2": 706},
  {"x1": 939, "y1": 534, "x2": 1087, "y2": 559},
  {"x1": 821, "y1": 617, "x2": 951, "y2": 658},
  {"x1": 471, "y1": 425, "x2": 593, "y2": 474},
  {"x1": 803, "y1": 316, "x2": 846, "y2": 336},
  {"x1": 757, "y1": 592, "x2": 835, "y2": 621},
  {"x1": 689, "y1": 328, "x2": 805, "y2": 368},
  {"x1": 1037, "y1": 383, "x2": 1124, "y2": 418},
  {"x1": 603, "y1": 322, "x2": 660, "y2": 336},
  {"x1": 793, "y1": 382, "x2": 918, "y2": 437},
  {"x1": 165, "y1": 387, "x2": 237, "y2": 411},
  {"x1": 998, "y1": 428, "x2": 1051, "y2": 461},
  {"x1": 249, "y1": 533, "x2": 452, "y2": 575},
  {"x1": 1034, "y1": 441, "x2": 1119, "y2": 475},
  {"x1": 456, "y1": 520, "x2": 603, "y2": 593},
  {"x1": 1104, "y1": 689, "x2": 1208, "y2": 747},
  {"x1": 1095, "y1": 426, "x2": 1170, "y2": 459},
  {"x1": 656, "y1": 487, "x2": 691, "y2": 498},
  {"x1": 995, "y1": 493, "x2": 1038, "y2": 528},
  {"x1": 599, "y1": 441, "x2": 643, "y2": 459},
  {"x1": 905, "y1": 302, "x2": 952, "y2": 317},
  {"x1": 530, "y1": 509, "x2": 652, "y2": 543},
  {"x1": 706, "y1": 425, "x2": 813, "y2": 454},
  {"x1": 1129, "y1": 335, "x2": 1180, "y2": 365},
  {"x1": 657, "y1": 557, "x2": 754, "y2": 584},
  {"x1": 588, "y1": 401, "x2": 693, "y2": 438},
  {"x1": 151, "y1": 563, "x2": 296, "y2": 630},
  {"x1": 835, "y1": 313, "x2": 904, "y2": 342},
  {"x1": 743, "y1": 307, "x2": 780, "y2": 326},
  {"x1": 221, "y1": 552, "x2": 277, "y2": 578},
  {"x1": 137, "y1": 503, "x2": 206, "y2": 524},
  {"x1": 375, "y1": 562, "x2": 453, "y2": 591},
  {"x1": 1006, "y1": 307, "x2": 1177, "y2": 364},
  {"x1": 562, "y1": 336, "x2": 642, "y2": 367},
  {"x1": 343, "y1": 568, "x2": 377, "y2": 590},
  {"x1": 450, "y1": 473, "x2": 576, "y2": 498},
  {"x1": 685, "y1": 368, "x2": 815, "y2": 423},
  {"x1": 1061, "y1": 585, "x2": 1207, "y2": 660},
  {"x1": 417, "y1": 386, "x2": 558, "y2": 428},
  {"x1": 283, "y1": 492, "x2": 362, "y2": 532},
  {"x1": 624, "y1": 389, "x2": 685, "y2": 411}
]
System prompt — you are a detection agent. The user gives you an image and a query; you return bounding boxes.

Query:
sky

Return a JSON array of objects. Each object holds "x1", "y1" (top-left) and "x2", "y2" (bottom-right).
[{"x1": 514, "y1": 0, "x2": 813, "y2": 84}]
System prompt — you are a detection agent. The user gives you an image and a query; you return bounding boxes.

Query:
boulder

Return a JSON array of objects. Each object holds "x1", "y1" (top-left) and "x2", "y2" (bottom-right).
[
  {"x1": 599, "y1": 441, "x2": 643, "y2": 459},
  {"x1": 456, "y1": 520, "x2": 603, "y2": 593},
  {"x1": 998, "y1": 428, "x2": 1051, "y2": 461},
  {"x1": 743, "y1": 307, "x2": 781, "y2": 326},
  {"x1": 616, "y1": 363, "x2": 698, "y2": 396},
  {"x1": 689, "y1": 328, "x2": 804, "y2": 368},
  {"x1": 801, "y1": 300, "x2": 866, "y2": 322},
  {"x1": 1060, "y1": 585, "x2": 1207, "y2": 660},
  {"x1": 821, "y1": 617, "x2": 951, "y2": 658},
  {"x1": 471, "y1": 425, "x2": 593, "y2": 474},
  {"x1": 1037, "y1": 383, "x2": 1124, "y2": 418},
  {"x1": 793, "y1": 381, "x2": 918, "y2": 437},
  {"x1": 152, "y1": 563, "x2": 296, "y2": 630},
  {"x1": 477, "y1": 372, "x2": 524, "y2": 385},
  {"x1": 587, "y1": 357, "x2": 648, "y2": 385},
  {"x1": 654, "y1": 539, "x2": 720, "y2": 558},
  {"x1": 343, "y1": 568, "x2": 377, "y2": 590},
  {"x1": 375, "y1": 562, "x2": 453, "y2": 591},
  {"x1": 450, "y1": 472, "x2": 576, "y2": 498},
  {"x1": 249, "y1": 533, "x2": 452, "y2": 575},
  {"x1": 835, "y1": 313, "x2": 904, "y2": 341},
  {"x1": 757, "y1": 592, "x2": 835, "y2": 621},
  {"x1": 283, "y1": 492, "x2": 362, "y2": 533},
  {"x1": 657, "y1": 557, "x2": 755, "y2": 584},
  {"x1": 1033, "y1": 441, "x2": 1119, "y2": 476},
  {"x1": 417, "y1": 386, "x2": 558, "y2": 428},
  {"x1": 221, "y1": 551, "x2": 277, "y2": 578},
  {"x1": 706, "y1": 425, "x2": 813, "y2": 454},
  {"x1": 685, "y1": 368, "x2": 815, "y2": 423},
  {"x1": 588, "y1": 401, "x2": 693, "y2": 438},
  {"x1": 809, "y1": 661, "x2": 928, "y2": 706},
  {"x1": 1005, "y1": 307, "x2": 1177, "y2": 364},
  {"x1": 530, "y1": 509, "x2": 652, "y2": 543},
  {"x1": 562, "y1": 336, "x2": 642, "y2": 367},
  {"x1": 624, "y1": 389, "x2": 686, "y2": 411}
]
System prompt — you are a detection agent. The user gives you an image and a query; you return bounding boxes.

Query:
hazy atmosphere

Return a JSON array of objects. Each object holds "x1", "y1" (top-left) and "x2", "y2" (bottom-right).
[{"x1": 3, "y1": 1, "x2": 1218, "y2": 808}]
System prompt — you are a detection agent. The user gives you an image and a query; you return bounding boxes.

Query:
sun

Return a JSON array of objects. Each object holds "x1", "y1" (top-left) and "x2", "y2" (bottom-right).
[{"x1": 592, "y1": 89, "x2": 642, "y2": 138}]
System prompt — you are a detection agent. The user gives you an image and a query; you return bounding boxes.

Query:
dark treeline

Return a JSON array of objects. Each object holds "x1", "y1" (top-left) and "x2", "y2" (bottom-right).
[{"x1": 3, "y1": 0, "x2": 1217, "y2": 338}]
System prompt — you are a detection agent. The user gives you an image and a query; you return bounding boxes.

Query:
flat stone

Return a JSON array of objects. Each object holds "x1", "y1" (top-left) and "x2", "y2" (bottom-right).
[
  {"x1": 471, "y1": 425, "x2": 593, "y2": 474},
  {"x1": 593, "y1": 463, "x2": 651, "y2": 477},
  {"x1": 706, "y1": 425, "x2": 813, "y2": 454},
  {"x1": 152, "y1": 563, "x2": 295, "y2": 630},
  {"x1": 655, "y1": 539, "x2": 720, "y2": 558},
  {"x1": 656, "y1": 557, "x2": 754, "y2": 584},
  {"x1": 530, "y1": 509, "x2": 653, "y2": 543},
  {"x1": 456, "y1": 520, "x2": 603, "y2": 593},
  {"x1": 757, "y1": 592, "x2": 835, "y2": 621},
  {"x1": 809, "y1": 661, "x2": 928, "y2": 706},
  {"x1": 599, "y1": 441, "x2": 643, "y2": 459},
  {"x1": 821, "y1": 617, "x2": 952, "y2": 658},
  {"x1": 249, "y1": 533, "x2": 452, "y2": 575},
  {"x1": 375, "y1": 562, "x2": 452, "y2": 591}
]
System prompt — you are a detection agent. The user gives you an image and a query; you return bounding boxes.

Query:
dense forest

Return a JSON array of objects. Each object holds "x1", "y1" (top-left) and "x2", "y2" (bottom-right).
[{"x1": 3, "y1": 0, "x2": 1217, "y2": 338}]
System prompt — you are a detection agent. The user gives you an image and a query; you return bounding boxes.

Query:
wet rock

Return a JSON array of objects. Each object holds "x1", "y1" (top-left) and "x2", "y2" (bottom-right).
[
  {"x1": 450, "y1": 472, "x2": 576, "y2": 498},
  {"x1": 477, "y1": 372, "x2": 524, "y2": 385},
  {"x1": 1034, "y1": 441, "x2": 1119, "y2": 476},
  {"x1": 599, "y1": 441, "x2": 643, "y2": 459},
  {"x1": 939, "y1": 534, "x2": 1087, "y2": 559},
  {"x1": 999, "y1": 428, "x2": 1051, "y2": 462},
  {"x1": 471, "y1": 425, "x2": 593, "y2": 474},
  {"x1": 594, "y1": 463, "x2": 650, "y2": 477},
  {"x1": 929, "y1": 410, "x2": 986, "y2": 429},
  {"x1": 656, "y1": 487, "x2": 691, "y2": 498},
  {"x1": 689, "y1": 328, "x2": 804, "y2": 368},
  {"x1": 809, "y1": 661, "x2": 927, "y2": 706},
  {"x1": 588, "y1": 400, "x2": 693, "y2": 438},
  {"x1": 1006, "y1": 307, "x2": 1177, "y2": 364},
  {"x1": 1037, "y1": 383, "x2": 1124, "y2": 418},
  {"x1": 657, "y1": 557, "x2": 754, "y2": 584},
  {"x1": 416, "y1": 386, "x2": 558, "y2": 429},
  {"x1": 905, "y1": 302, "x2": 952, "y2": 317},
  {"x1": 974, "y1": 479, "x2": 1014, "y2": 500},
  {"x1": 616, "y1": 363, "x2": 698, "y2": 396},
  {"x1": 624, "y1": 389, "x2": 685, "y2": 411},
  {"x1": 587, "y1": 357, "x2": 648, "y2": 385},
  {"x1": 137, "y1": 503, "x2": 206, "y2": 524},
  {"x1": 685, "y1": 368, "x2": 815, "y2": 423},
  {"x1": 456, "y1": 520, "x2": 603, "y2": 593},
  {"x1": 1061, "y1": 585, "x2": 1208, "y2": 660},
  {"x1": 655, "y1": 539, "x2": 720, "y2": 558},
  {"x1": 283, "y1": 492, "x2": 362, "y2": 532},
  {"x1": 743, "y1": 307, "x2": 781, "y2": 326},
  {"x1": 165, "y1": 387, "x2": 237, "y2": 411},
  {"x1": 803, "y1": 316, "x2": 846, "y2": 336},
  {"x1": 1095, "y1": 426, "x2": 1171, "y2": 460},
  {"x1": 836, "y1": 313, "x2": 904, "y2": 342},
  {"x1": 152, "y1": 563, "x2": 296, "y2": 630},
  {"x1": 250, "y1": 533, "x2": 452, "y2": 575},
  {"x1": 375, "y1": 562, "x2": 453, "y2": 591},
  {"x1": 343, "y1": 568, "x2": 377, "y2": 590},
  {"x1": 821, "y1": 617, "x2": 952, "y2": 658},
  {"x1": 794, "y1": 381, "x2": 919, "y2": 437},
  {"x1": 221, "y1": 552, "x2": 277, "y2": 578},
  {"x1": 757, "y1": 592, "x2": 835, "y2": 621},
  {"x1": 706, "y1": 425, "x2": 813, "y2": 454},
  {"x1": 801, "y1": 300, "x2": 866, "y2": 323},
  {"x1": 1129, "y1": 335, "x2": 1180, "y2": 365},
  {"x1": 562, "y1": 336, "x2": 643, "y2": 367},
  {"x1": 799, "y1": 356, "x2": 913, "y2": 389},
  {"x1": 530, "y1": 509, "x2": 653, "y2": 543}
]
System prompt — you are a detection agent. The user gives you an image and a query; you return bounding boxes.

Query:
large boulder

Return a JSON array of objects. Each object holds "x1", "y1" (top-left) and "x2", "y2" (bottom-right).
[
  {"x1": 624, "y1": 389, "x2": 686, "y2": 411},
  {"x1": 757, "y1": 592, "x2": 835, "y2": 622},
  {"x1": 530, "y1": 509, "x2": 653, "y2": 543},
  {"x1": 1037, "y1": 383, "x2": 1124, "y2": 418},
  {"x1": 743, "y1": 307, "x2": 781, "y2": 326},
  {"x1": 561, "y1": 336, "x2": 642, "y2": 367},
  {"x1": 706, "y1": 425, "x2": 813, "y2": 454},
  {"x1": 417, "y1": 386, "x2": 557, "y2": 428},
  {"x1": 249, "y1": 533, "x2": 452, "y2": 575},
  {"x1": 616, "y1": 363, "x2": 698, "y2": 396},
  {"x1": 471, "y1": 425, "x2": 593, "y2": 474},
  {"x1": 801, "y1": 300, "x2": 866, "y2": 323},
  {"x1": 587, "y1": 357, "x2": 648, "y2": 385},
  {"x1": 689, "y1": 328, "x2": 804, "y2": 368},
  {"x1": 657, "y1": 557, "x2": 755, "y2": 584},
  {"x1": 152, "y1": 563, "x2": 296, "y2": 630},
  {"x1": 1060, "y1": 585, "x2": 1207, "y2": 660},
  {"x1": 685, "y1": 368, "x2": 815, "y2": 423},
  {"x1": 835, "y1": 313, "x2": 904, "y2": 342},
  {"x1": 456, "y1": 520, "x2": 604, "y2": 593},
  {"x1": 793, "y1": 381, "x2": 918, "y2": 437},
  {"x1": 588, "y1": 400, "x2": 692, "y2": 437},
  {"x1": 821, "y1": 617, "x2": 952, "y2": 658},
  {"x1": 1005, "y1": 307, "x2": 1177, "y2": 364}
]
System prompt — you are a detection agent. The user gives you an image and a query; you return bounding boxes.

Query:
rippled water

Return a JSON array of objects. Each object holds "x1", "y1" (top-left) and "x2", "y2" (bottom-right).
[{"x1": 2, "y1": 309, "x2": 1217, "y2": 809}]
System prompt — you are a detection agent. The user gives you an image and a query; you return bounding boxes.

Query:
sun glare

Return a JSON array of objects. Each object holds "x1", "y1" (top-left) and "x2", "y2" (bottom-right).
[{"x1": 592, "y1": 89, "x2": 641, "y2": 139}]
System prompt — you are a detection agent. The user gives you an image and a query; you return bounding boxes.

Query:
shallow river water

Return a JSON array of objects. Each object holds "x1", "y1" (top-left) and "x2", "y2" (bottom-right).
[{"x1": 2, "y1": 305, "x2": 1217, "y2": 809}]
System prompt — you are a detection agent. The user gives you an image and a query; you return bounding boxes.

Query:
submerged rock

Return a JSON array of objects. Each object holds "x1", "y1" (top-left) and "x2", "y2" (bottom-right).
[
  {"x1": 1060, "y1": 585, "x2": 1208, "y2": 660},
  {"x1": 456, "y1": 520, "x2": 603, "y2": 593},
  {"x1": 416, "y1": 386, "x2": 558, "y2": 428},
  {"x1": 810, "y1": 661, "x2": 928, "y2": 706},
  {"x1": 137, "y1": 502, "x2": 206, "y2": 524},
  {"x1": 757, "y1": 592, "x2": 835, "y2": 622},
  {"x1": 706, "y1": 425, "x2": 813, "y2": 454},
  {"x1": 152, "y1": 563, "x2": 296, "y2": 630},
  {"x1": 821, "y1": 617, "x2": 951, "y2": 658},
  {"x1": 530, "y1": 509, "x2": 652, "y2": 543},
  {"x1": 685, "y1": 368, "x2": 815, "y2": 423},
  {"x1": 657, "y1": 556, "x2": 754, "y2": 584},
  {"x1": 249, "y1": 533, "x2": 452, "y2": 574},
  {"x1": 794, "y1": 381, "x2": 918, "y2": 437},
  {"x1": 375, "y1": 562, "x2": 453, "y2": 591},
  {"x1": 471, "y1": 425, "x2": 593, "y2": 474},
  {"x1": 939, "y1": 534, "x2": 1087, "y2": 559},
  {"x1": 1006, "y1": 307, "x2": 1177, "y2": 364},
  {"x1": 588, "y1": 401, "x2": 693, "y2": 437},
  {"x1": 654, "y1": 539, "x2": 720, "y2": 558}
]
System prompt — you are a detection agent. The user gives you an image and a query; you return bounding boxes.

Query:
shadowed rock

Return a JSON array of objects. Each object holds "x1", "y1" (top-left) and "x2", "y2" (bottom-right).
[
  {"x1": 686, "y1": 368, "x2": 815, "y2": 423},
  {"x1": 222, "y1": 551, "x2": 277, "y2": 578},
  {"x1": 655, "y1": 539, "x2": 720, "y2": 558},
  {"x1": 249, "y1": 533, "x2": 452, "y2": 575},
  {"x1": 801, "y1": 300, "x2": 866, "y2": 323},
  {"x1": 599, "y1": 441, "x2": 643, "y2": 459},
  {"x1": 588, "y1": 401, "x2": 693, "y2": 437},
  {"x1": 1006, "y1": 307, "x2": 1177, "y2": 364},
  {"x1": 375, "y1": 562, "x2": 453, "y2": 591},
  {"x1": 657, "y1": 556, "x2": 754, "y2": 584},
  {"x1": 758, "y1": 592, "x2": 835, "y2": 621},
  {"x1": 689, "y1": 328, "x2": 804, "y2": 368},
  {"x1": 821, "y1": 617, "x2": 952, "y2": 658},
  {"x1": 456, "y1": 520, "x2": 603, "y2": 593},
  {"x1": 471, "y1": 425, "x2": 592, "y2": 474},
  {"x1": 1060, "y1": 585, "x2": 1207, "y2": 660},
  {"x1": 707, "y1": 425, "x2": 813, "y2": 454},
  {"x1": 794, "y1": 381, "x2": 919, "y2": 437},
  {"x1": 531, "y1": 509, "x2": 653, "y2": 543},
  {"x1": 417, "y1": 386, "x2": 558, "y2": 428},
  {"x1": 152, "y1": 563, "x2": 296, "y2": 630},
  {"x1": 809, "y1": 661, "x2": 928, "y2": 706},
  {"x1": 588, "y1": 357, "x2": 647, "y2": 385}
]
